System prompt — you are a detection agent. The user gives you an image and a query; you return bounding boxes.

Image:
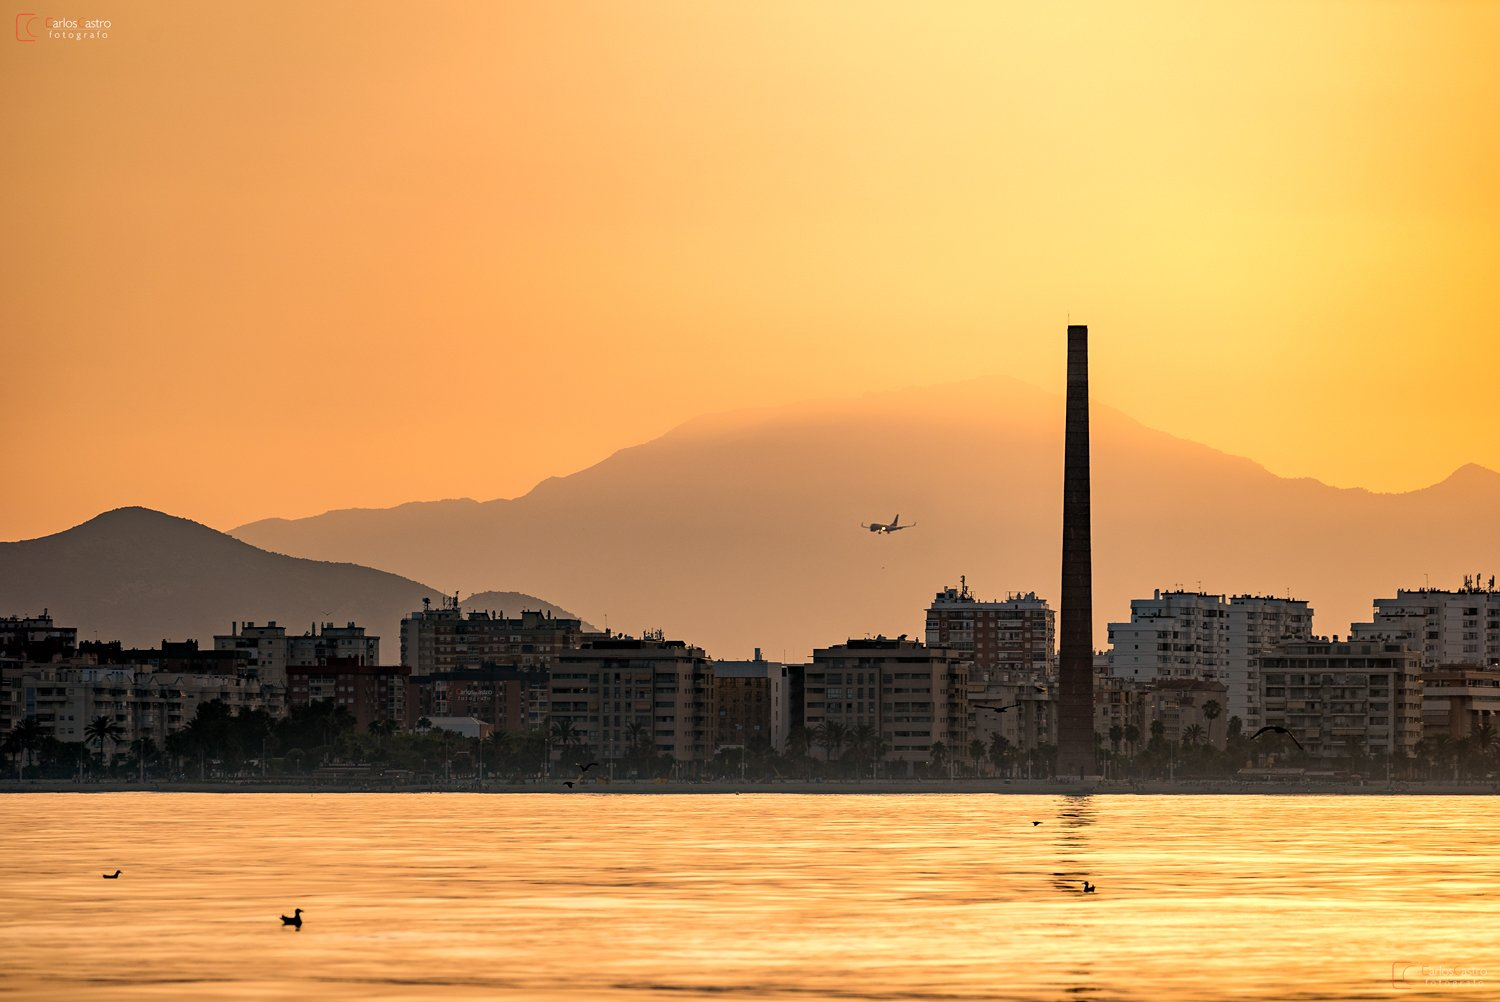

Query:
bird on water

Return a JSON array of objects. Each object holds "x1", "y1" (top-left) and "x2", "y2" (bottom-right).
[
  {"x1": 102, "y1": 870, "x2": 121, "y2": 879},
  {"x1": 1248, "y1": 725, "x2": 1305, "y2": 752},
  {"x1": 1082, "y1": 881, "x2": 1096, "y2": 893},
  {"x1": 280, "y1": 908, "x2": 303, "y2": 929}
]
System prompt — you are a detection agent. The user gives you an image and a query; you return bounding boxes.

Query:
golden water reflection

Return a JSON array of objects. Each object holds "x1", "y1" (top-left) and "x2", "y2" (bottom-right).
[{"x1": 1, "y1": 793, "x2": 1497, "y2": 1000}]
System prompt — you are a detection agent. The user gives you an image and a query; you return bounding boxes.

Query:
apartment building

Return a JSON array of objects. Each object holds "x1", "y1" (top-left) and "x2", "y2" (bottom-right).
[
  {"x1": 1259, "y1": 640, "x2": 1423, "y2": 759},
  {"x1": 925, "y1": 578, "x2": 1054, "y2": 674},
  {"x1": 214, "y1": 621, "x2": 379, "y2": 687},
  {"x1": 400, "y1": 600, "x2": 586, "y2": 675},
  {"x1": 1224, "y1": 595, "x2": 1314, "y2": 729},
  {"x1": 712, "y1": 649, "x2": 791, "y2": 752},
  {"x1": 1350, "y1": 583, "x2": 1500, "y2": 667},
  {"x1": 406, "y1": 665, "x2": 544, "y2": 734},
  {"x1": 1419, "y1": 666, "x2": 1500, "y2": 741},
  {"x1": 285, "y1": 660, "x2": 409, "y2": 731},
  {"x1": 0, "y1": 662, "x2": 267, "y2": 753},
  {"x1": 551, "y1": 635, "x2": 714, "y2": 767},
  {"x1": 806, "y1": 636, "x2": 968, "y2": 775},
  {"x1": 1108, "y1": 590, "x2": 1230, "y2": 683}
]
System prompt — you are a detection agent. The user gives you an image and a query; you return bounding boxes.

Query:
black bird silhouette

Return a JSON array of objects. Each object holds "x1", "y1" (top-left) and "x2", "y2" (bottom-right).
[
  {"x1": 563, "y1": 780, "x2": 576, "y2": 788},
  {"x1": 974, "y1": 702, "x2": 1022, "y2": 713},
  {"x1": 102, "y1": 869, "x2": 121, "y2": 879},
  {"x1": 1249, "y1": 725, "x2": 1305, "y2": 751},
  {"x1": 1031, "y1": 821, "x2": 1042, "y2": 826},
  {"x1": 1082, "y1": 881, "x2": 1096, "y2": 893},
  {"x1": 577, "y1": 762, "x2": 601, "y2": 774},
  {"x1": 280, "y1": 908, "x2": 303, "y2": 929}
]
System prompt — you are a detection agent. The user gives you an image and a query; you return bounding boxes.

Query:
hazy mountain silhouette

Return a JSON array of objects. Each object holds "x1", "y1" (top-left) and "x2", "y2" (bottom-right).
[
  {"x1": 232, "y1": 375, "x2": 1500, "y2": 660},
  {"x1": 0, "y1": 508, "x2": 583, "y2": 650}
]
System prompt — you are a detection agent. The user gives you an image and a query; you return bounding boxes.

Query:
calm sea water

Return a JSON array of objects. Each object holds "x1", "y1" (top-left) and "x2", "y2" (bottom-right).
[{"x1": 0, "y1": 793, "x2": 1495, "y2": 1000}]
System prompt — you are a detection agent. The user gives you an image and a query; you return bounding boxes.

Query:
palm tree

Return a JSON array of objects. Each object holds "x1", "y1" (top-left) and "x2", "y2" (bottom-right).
[
  {"x1": 548, "y1": 717, "x2": 582, "y2": 777},
  {"x1": 988, "y1": 732, "x2": 1012, "y2": 777},
  {"x1": 968, "y1": 738, "x2": 987, "y2": 777},
  {"x1": 1149, "y1": 719, "x2": 1166, "y2": 748},
  {"x1": 1123, "y1": 723, "x2": 1141, "y2": 757},
  {"x1": 5, "y1": 717, "x2": 47, "y2": 781},
  {"x1": 848, "y1": 723, "x2": 879, "y2": 779},
  {"x1": 1181, "y1": 724, "x2": 1206, "y2": 747},
  {"x1": 85, "y1": 715, "x2": 125, "y2": 770},
  {"x1": 814, "y1": 721, "x2": 848, "y2": 765},
  {"x1": 1201, "y1": 700, "x2": 1222, "y2": 745},
  {"x1": 1108, "y1": 724, "x2": 1123, "y2": 754},
  {"x1": 928, "y1": 740, "x2": 949, "y2": 775}
]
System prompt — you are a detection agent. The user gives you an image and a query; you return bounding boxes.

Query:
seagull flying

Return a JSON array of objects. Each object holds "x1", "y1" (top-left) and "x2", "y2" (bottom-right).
[{"x1": 1249, "y1": 725, "x2": 1305, "y2": 752}]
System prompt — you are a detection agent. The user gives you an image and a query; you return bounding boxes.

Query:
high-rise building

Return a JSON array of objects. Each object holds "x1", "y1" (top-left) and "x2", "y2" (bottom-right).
[
  {"x1": 1350, "y1": 583, "x2": 1500, "y2": 667},
  {"x1": 285, "y1": 661, "x2": 409, "y2": 731},
  {"x1": 407, "y1": 666, "x2": 546, "y2": 734},
  {"x1": 0, "y1": 610, "x2": 77, "y2": 661},
  {"x1": 805, "y1": 636, "x2": 969, "y2": 776},
  {"x1": 213, "y1": 620, "x2": 379, "y2": 688},
  {"x1": 1107, "y1": 590, "x2": 1230, "y2": 684},
  {"x1": 399, "y1": 599, "x2": 587, "y2": 675},
  {"x1": 1224, "y1": 595, "x2": 1313, "y2": 729},
  {"x1": 712, "y1": 649, "x2": 791, "y2": 752},
  {"x1": 1057, "y1": 324, "x2": 1095, "y2": 777},
  {"x1": 551, "y1": 635, "x2": 715, "y2": 769},
  {"x1": 1108, "y1": 591, "x2": 1313, "y2": 730},
  {"x1": 925, "y1": 578, "x2": 1054, "y2": 675},
  {"x1": 1259, "y1": 640, "x2": 1422, "y2": 759}
]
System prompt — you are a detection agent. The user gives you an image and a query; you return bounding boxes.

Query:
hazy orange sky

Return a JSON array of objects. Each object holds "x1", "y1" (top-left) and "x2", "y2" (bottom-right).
[{"x1": 4, "y1": 1, "x2": 1497, "y2": 541}]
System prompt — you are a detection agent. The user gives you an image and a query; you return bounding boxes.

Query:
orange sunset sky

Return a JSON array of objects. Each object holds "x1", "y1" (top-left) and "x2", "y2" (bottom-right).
[{"x1": 3, "y1": 1, "x2": 1497, "y2": 542}]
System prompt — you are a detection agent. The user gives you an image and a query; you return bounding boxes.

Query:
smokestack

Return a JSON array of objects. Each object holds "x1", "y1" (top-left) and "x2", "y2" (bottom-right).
[{"x1": 1057, "y1": 324, "x2": 1096, "y2": 778}]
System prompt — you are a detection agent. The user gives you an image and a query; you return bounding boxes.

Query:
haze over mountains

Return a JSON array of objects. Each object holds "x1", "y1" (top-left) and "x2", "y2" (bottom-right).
[
  {"x1": 0, "y1": 508, "x2": 582, "y2": 649},
  {"x1": 231, "y1": 375, "x2": 1500, "y2": 661}
]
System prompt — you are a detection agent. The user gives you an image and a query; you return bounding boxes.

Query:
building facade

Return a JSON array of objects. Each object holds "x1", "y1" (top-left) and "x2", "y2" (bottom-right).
[
  {"x1": 1224, "y1": 595, "x2": 1314, "y2": 729},
  {"x1": 214, "y1": 621, "x2": 379, "y2": 688},
  {"x1": 1419, "y1": 666, "x2": 1500, "y2": 741},
  {"x1": 712, "y1": 650, "x2": 791, "y2": 752},
  {"x1": 1259, "y1": 641, "x2": 1423, "y2": 759},
  {"x1": 551, "y1": 636, "x2": 714, "y2": 768},
  {"x1": 1108, "y1": 590, "x2": 1231, "y2": 684},
  {"x1": 925, "y1": 578, "x2": 1055, "y2": 675},
  {"x1": 400, "y1": 600, "x2": 586, "y2": 675},
  {"x1": 285, "y1": 661, "x2": 409, "y2": 732},
  {"x1": 1350, "y1": 583, "x2": 1500, "y2": 667},
  {"x1": 806, "y1": 637, "x2": 969, "y2": 775}
]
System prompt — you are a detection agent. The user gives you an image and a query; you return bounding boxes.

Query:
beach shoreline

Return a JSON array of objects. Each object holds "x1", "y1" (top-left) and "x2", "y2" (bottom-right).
[{"x1": 2, "y1": 778, "x2": 1495, "y2": 796}]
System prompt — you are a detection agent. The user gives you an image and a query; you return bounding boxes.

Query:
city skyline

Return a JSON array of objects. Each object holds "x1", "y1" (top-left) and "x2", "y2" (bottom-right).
[{"x1": 5, "y1": 2, "x2": 1500, "y2": 540}]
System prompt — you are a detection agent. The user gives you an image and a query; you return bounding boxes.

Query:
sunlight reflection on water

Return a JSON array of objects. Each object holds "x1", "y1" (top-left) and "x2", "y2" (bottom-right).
[{"x1": 1, "y1": 793, "x2": 1497, "y2": 1000}]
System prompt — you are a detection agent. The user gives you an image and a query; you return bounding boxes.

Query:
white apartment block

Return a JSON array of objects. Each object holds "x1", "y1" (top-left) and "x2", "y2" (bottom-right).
[
  {"x1": 1, "y1": 663, "x2": 268, "y2": 754},
  {"x1": 1108, "y1": 590, "x2": 1230, "y2": 683},
  {"x1": 1224, "y1": 595, "x2": 1314, "y2": 729},
  {"x1": 214, "y1": 620, "x2": 380, "y2": 687},
  {"x1": 1350, "y1": 583, "x2": 1500, "y2": 667}
]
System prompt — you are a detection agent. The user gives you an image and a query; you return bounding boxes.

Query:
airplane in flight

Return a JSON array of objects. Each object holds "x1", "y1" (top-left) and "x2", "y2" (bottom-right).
[{"x1": 861, "y1": 514, "x2": 915, "y2": 534}]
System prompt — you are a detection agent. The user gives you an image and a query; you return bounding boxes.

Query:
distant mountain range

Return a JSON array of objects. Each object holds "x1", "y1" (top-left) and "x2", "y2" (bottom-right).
[
  {"x1": 0, "y1": 508, "x2": 584, "y2": 650},
  {"x1": 229, "y1": 374, "x2": 1500, "y2": 660}
]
